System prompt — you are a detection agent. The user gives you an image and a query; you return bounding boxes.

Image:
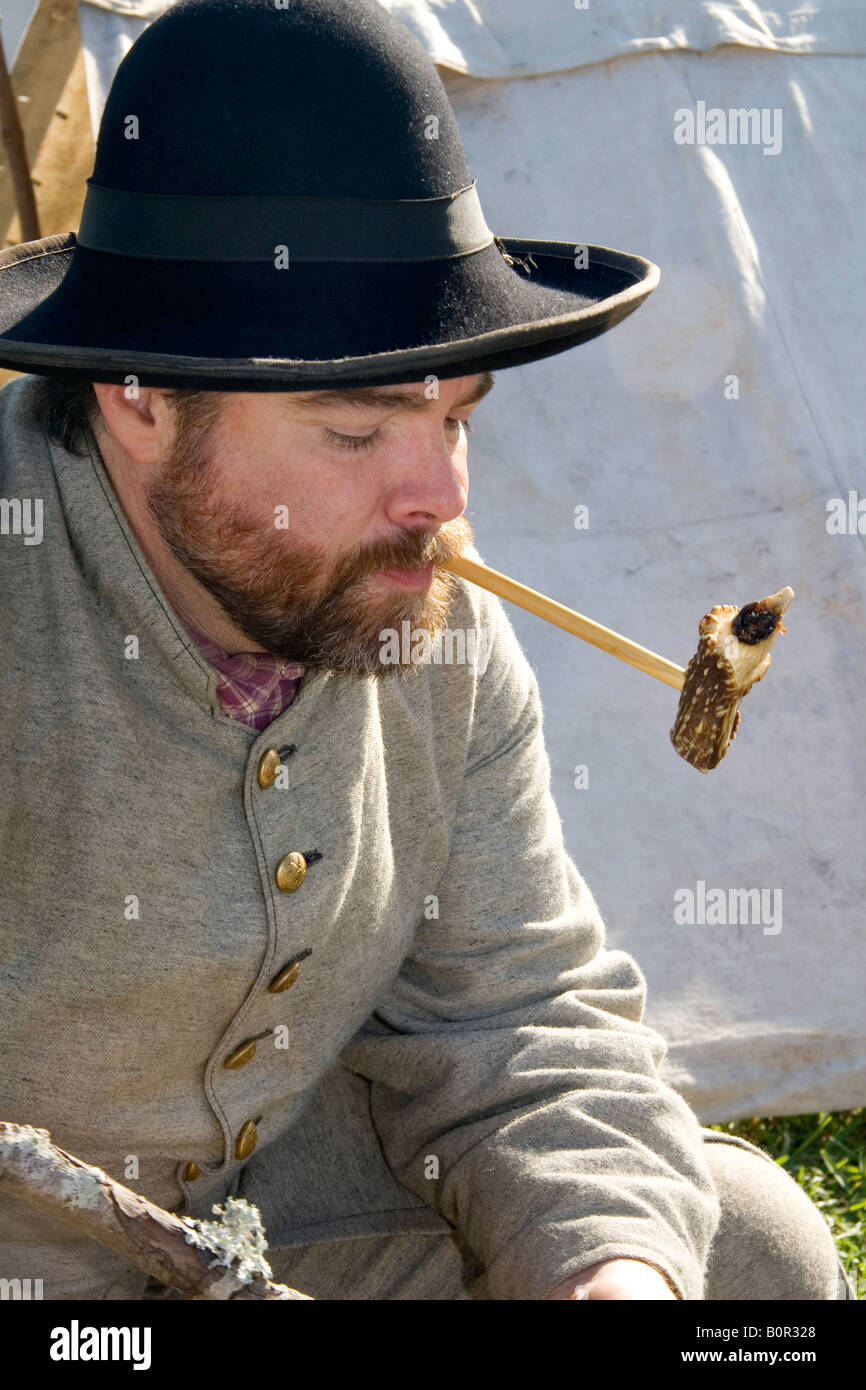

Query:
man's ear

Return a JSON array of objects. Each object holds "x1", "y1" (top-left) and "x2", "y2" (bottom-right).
[{"x1": 91, "y1": 383, "x2": 174, "y2": 465}]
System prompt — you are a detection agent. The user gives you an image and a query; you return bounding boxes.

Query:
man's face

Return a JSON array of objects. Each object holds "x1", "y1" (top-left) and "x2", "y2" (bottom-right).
[{"x1": 145, "y1": 373, "x2": 491, "y2": 674}]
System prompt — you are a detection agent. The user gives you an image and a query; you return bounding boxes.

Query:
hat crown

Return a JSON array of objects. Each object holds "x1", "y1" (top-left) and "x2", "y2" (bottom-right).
[
  {"x1": 0, "y1": 0, "x2": 658, "y2": 390},
  {"x1": 91, "y1": 0, "x2": 471, "y2": 199}
]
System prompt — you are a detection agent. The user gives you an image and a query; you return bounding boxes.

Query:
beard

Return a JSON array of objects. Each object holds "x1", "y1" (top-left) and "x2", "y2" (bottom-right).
[{"x1": 145, "y1": 407, "x2": 475, "y2": 678}]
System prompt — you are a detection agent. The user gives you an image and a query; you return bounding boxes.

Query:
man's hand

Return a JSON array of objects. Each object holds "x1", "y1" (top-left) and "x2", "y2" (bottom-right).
[{"x1": 544, "y1": 1258, "x2": 679, "y2": 1300}]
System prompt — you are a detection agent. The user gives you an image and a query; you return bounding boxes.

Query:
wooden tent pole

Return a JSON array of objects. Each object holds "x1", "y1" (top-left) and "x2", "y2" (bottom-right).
[{"x1": 0, "y1": 26, "x2": 40, "y2": 242}]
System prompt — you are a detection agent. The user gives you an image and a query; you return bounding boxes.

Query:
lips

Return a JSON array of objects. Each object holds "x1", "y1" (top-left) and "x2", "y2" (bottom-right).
[{"x1": 377, "y1": 561, "x2": 434, "y2": 591}]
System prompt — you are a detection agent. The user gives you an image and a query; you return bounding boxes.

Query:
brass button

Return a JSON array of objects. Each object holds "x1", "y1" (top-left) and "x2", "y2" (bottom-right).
[
  {"x1": 275, "y1": 851, "x2": 307, "y2": 893},
  {"x1": 257, "y1": 748, "x2": 282, "y2": 789},
  {"x1": 267, "y1": 948, "x2": 311, "y2": 993},
  {"x1": 236, "y1": 1120, "x2": 258, "y2": 1161},
  {"x1": 268, "y1": 962, "x2": 301, "y2": 993},
  {"x1": 182, "y1": 1162, "x2": 202, "y2": 1182},
  {"x1": 223, "y1": 1038, "x2": 257, "y2": 1070}
]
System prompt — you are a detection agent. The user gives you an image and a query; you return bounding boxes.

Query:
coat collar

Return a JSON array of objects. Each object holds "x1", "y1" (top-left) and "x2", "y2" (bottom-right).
[{"x1": 23, "y1": 376, "x2": 333, "y2": 727}]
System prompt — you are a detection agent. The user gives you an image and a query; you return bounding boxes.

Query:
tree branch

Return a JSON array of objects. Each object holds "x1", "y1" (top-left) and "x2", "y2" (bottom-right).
[{"x1": 0, "y1": 1122, "x2": 312, "y2": 1300}]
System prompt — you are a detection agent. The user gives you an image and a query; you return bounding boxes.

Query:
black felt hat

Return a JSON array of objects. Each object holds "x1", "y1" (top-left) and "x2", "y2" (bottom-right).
[{"x1": 0, "y1": 0, "x2": 659, "y2": 390}]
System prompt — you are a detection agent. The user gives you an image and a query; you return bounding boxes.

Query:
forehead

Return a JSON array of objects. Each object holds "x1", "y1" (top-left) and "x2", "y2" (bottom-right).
[{"x1": 283, "y1": 370, "x2": 495, "y2": 416}]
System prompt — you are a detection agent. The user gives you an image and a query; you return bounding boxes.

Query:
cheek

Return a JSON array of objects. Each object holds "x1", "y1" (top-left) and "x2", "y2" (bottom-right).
[
  {"x1": 223, "y1": 409, "x2": 385, "y2": 544},
  {"x1": 292, "y1": 466, "x2": 384, "y2": 546}
]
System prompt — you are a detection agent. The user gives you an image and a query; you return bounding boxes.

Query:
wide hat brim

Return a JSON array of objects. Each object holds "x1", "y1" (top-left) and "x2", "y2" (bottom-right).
[{"x1": 0, "y1": 230, "x2": 658, "y2": 390}]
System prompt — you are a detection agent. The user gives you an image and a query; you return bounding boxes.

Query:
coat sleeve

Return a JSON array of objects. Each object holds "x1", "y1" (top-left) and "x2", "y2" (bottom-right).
[{"x1": 339, "y1": 583, "x2": 721, "y2": 1301}]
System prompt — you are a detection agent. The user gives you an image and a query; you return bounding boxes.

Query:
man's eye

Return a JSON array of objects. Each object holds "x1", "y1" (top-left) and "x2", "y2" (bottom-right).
[
  {"x1": 322, "y1": 428, "x2": 380, "y2": 451},
  {"x1": 322, "y1": 419, "x2": 474, "y2": 451}
]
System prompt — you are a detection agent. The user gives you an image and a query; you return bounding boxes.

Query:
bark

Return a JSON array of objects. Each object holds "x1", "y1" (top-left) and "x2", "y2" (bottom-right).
[{"x1": 0, "y1": 1122, "x2": 312, "y2": 1300}]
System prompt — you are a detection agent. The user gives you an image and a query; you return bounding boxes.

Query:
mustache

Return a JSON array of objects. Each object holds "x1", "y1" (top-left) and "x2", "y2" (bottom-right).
[{"x1": 330, "y1": 516, "x2": 473, "y2": 590}]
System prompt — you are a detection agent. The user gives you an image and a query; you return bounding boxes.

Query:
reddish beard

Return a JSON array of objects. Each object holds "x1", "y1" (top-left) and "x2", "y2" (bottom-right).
[{"x1": 145, "y1": 425, "x2": 474, "y2": 675}]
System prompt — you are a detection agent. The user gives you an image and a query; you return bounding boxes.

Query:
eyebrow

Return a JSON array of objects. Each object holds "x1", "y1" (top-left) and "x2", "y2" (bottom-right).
[{"x1": 287, "y1": 369, "x2": 496, "y2": 416}]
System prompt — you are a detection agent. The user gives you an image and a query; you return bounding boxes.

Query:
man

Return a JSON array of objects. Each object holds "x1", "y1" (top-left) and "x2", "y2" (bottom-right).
[{"x1": 0, "y1": 0, "x2": 852, "y2": 1300}]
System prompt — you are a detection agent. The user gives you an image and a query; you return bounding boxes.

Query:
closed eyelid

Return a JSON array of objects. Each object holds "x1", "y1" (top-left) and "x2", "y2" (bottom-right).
[
  {"x1": 322, "y1": 415, "x2": 474, "y2": 451},
  {"x1": 318, "y1": 409, "x2": 478, "y2": 437}
]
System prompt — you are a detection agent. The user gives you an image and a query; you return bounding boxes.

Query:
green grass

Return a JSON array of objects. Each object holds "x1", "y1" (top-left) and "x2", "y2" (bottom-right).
[{"x1": 708, "y1": 1109, "x2": 865, "y2": 1298}]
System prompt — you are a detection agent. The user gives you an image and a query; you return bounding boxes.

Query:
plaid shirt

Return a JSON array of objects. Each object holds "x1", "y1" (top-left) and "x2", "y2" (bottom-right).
[{"x1": 183, "y1": 622, "x2": 306, "y2": 731}]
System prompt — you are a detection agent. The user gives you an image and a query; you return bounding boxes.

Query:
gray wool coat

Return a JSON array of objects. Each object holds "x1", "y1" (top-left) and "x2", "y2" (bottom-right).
[{"x1": 0, "y1": 373, "x2": 720, "y2": 1300}]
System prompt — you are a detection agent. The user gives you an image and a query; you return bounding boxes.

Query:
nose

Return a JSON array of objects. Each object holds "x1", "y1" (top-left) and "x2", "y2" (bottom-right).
[{"x1": 384, "y1": 419, "x2": 468, "y2": 529}]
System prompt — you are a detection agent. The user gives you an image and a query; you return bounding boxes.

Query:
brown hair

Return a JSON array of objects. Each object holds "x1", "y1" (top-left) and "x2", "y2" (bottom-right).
[{"x1": 28, "y1": 374, "x2": 224, "y2": 457}]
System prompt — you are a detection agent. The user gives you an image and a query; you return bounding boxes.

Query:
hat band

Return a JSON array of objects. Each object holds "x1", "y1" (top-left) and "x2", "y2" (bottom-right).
[{"x1": 76, "y1": 179, "x2": 495, "y2": 263}]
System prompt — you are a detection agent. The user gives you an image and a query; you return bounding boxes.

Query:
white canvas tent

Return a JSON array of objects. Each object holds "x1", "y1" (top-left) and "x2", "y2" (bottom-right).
[
  {"x1": 0, "y1": 0, "x2": 40, "y2": 67},
  {"x1": 76, "y1": 0, "x2": 866, "y2": 1122}
]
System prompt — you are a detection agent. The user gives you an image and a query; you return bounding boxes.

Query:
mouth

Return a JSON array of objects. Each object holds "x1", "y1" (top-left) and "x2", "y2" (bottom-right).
[{"x1": 376, "y1": 561, "x2": 435, "y2": 591}]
